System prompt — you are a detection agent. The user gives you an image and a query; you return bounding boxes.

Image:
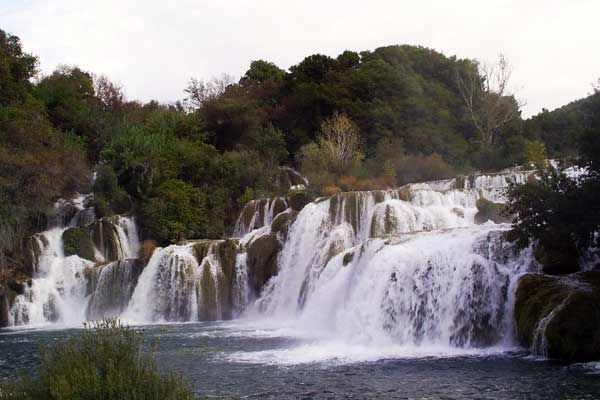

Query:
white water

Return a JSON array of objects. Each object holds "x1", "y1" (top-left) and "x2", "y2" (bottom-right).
[
  {"x1": 9, "y1": 228, "x2": 93, "y2": 326},
  {"x1": 8, "y1": 206, "x2": 141, "y2": 326},
  {"x1": 7, "y1": 170, "x2": 543, "y2": 362}
]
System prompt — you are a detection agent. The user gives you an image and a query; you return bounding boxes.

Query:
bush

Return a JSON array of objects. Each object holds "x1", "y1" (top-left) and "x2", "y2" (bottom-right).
[
  {"x1": 394, "y1": 153, "x2": 456, "y2": 185},
  {"x1": 62, "y1": 227, "x2": 95, "y2": 261},
  {"x1": 93, "y1": 164, "x2": 131, "y2": 215},
  {"x1": 0, "y1": 319, "x2": 194, "y2": 399},
  {"x1": 141, "y1": 179, "x2": 208, "y2": 244}
]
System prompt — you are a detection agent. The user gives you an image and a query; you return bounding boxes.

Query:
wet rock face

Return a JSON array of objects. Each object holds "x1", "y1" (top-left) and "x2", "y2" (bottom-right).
[
  {"x1": 24, "y1": 234, "x2": 49, "y2": 275},
  {"x1": 514, "y1": 272, "x2": 600, "y2": 362},
  {"x1": 86, "y1": 259, "x2": 145, "y2": 320},
  {"x1": 91, "y1": 218, "x2": 123, "y2": 262},
  {"x1": 246, "y1": 234, "x2": 280, "y2": 295},
  {"x1": 62, "y1": 228, "x2": 96, "y2": 261},
  {"x1": 474, "y1": 198, "x2": 511, "y2": 225},
  {"x1": 192, "y1": 239, "x2": 239, "y2": 321},
  {"x1": 0, "y1": 286, "x2": 9, "y2": 327},
  {"x1": 270, "y1": 210, "x2": 297, "y2": 238},
  {"x1": 288, "y1": 190, "x2": 311, "y2": 212},
  {"x1": 235, "y1": 198, "x2": 288, "y2": 236}
]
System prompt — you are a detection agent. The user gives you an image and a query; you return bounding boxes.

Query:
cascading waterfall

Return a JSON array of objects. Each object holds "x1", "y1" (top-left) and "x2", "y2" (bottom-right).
[
  {"x1": 7, "y1": 196, "x2": 142, "y2": 326},
  {"x1": 7, "y1": 169, "x2": 540, "y2": 355},
  {"x1": 9, "y1": 228, "x2": 93, "y2": 326},
  {"x1": 233, "y1": 197, "x2": 287, "y2": 237}
]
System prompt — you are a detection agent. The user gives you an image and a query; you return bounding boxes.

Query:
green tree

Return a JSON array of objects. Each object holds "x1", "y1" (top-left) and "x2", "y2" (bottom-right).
[
  {"x1": 241, "y1": 60, "x2": 285, "y2": 83},
  {"x1": 141, "y1": 179, "x2": 208, "y2": 244},
  {"x1": 524, "y1": 140, "x2": 547, "y2": 169}
]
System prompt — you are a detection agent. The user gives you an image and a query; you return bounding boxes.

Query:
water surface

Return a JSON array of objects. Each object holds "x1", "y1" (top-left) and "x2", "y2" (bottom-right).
[{"x1": 1, "y1": 321, "x2": 599, "y2": 399}]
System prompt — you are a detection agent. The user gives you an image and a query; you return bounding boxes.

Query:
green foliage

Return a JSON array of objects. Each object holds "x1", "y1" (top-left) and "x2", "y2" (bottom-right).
[
  {"x1": 62, "y1": 228, "x2": 95, "y2": 261},
  {"x1": 0, "y1": 30, "x2": 37, "y2": 106},
  {"x1": 393, "y1": 153, "x2": 456, "y2": 185},
  {"x1": 524, "y1": 140, "x2": 547, "y2": 169},
  {"x1": 0, "y1": 30, "x2": 90, "y2": 273},
  {"x1": 141, "y1": 179, "x2": 208, "y2": 244},
  {"x1": 506, "y1": 89, "x2": 600, "y2": 267},
  {"x1": 93, "y1": 164, "x2": 131, "y2": 216},
  {"x1": 383, "y1": 160, "x2": 396, "y2": 179},
  {"x1": 237, "y1": 187, "x2": 255, "y2": 207},
  {"x1": 0, "y1": 28, "x2": 596, "y2": 283},
  {"x1": 0, "y1": 319, "x2": 194, "y2": 399},
  {"x1": 242, "y1": 60, "x2": 285, "y2": 83}
]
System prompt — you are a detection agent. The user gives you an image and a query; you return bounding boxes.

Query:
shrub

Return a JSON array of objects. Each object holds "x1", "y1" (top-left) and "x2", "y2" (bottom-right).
[
  {"x1": 0, "y1": 319, "x2": 194, "y2": 399},
  {"x1": 394, "y1": 153, "x2": 456, "y2": 185},
  {"x1": 141, "y1": 179, "x2": 207, "y2": 244},
  {"x1": 62, "y1": 227, "x2": 95, "y2": 261},
  {"x1": 93, "y1": 164, "x2": 131, "y2": 215}
]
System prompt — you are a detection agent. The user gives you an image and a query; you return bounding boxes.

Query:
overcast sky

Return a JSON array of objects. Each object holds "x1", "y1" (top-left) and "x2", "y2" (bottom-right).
[{"x1": 2, "y1": 0, "x2": 599, "y2": 117}]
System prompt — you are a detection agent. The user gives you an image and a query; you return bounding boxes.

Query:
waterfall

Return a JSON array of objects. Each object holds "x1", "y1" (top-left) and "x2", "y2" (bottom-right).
[
  {"x1": 257, "y1": 225, "x2": 532, "y2": 347},
  {"x1": 233, "y1": 197, "x2": 287, "y2": 237},
  {"x1": 124, "y1": 239, "x2": 240, "y2": 323},
  {"x1": 7, "y1": 168, "x2": 538, "y2": 353},
  {"x1": 87, "y1": 259, "x2": 144, "y2": 320},
  {"x1": 8, "y1": 193, "x2": 141, "y2": 326},
  {"x1": 9, "y1": 228, "x2": 93, "y2": 326}
]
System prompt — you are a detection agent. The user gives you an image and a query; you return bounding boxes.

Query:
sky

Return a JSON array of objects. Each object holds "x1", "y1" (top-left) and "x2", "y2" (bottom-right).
[{"x1": 1, "y1": 0, "x2": 599, "y2": 117}]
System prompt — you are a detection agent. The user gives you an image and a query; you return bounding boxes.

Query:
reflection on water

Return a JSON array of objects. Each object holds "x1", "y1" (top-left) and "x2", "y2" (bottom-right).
[{"x1": 1, "y1": 321, "x2": 599, "y2": 399}]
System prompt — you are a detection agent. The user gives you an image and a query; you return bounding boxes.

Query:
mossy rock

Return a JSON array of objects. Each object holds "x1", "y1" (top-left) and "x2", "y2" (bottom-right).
[
  {"x1": 288, "y1": 190, "x2": 311, "y2": 212},
  {"x1": 0, "y1": 286, "x2": 9, "y2": 327},
  {"x1": 272, "y1": 198, "x2": 288, "y2": 216},
  {"x1": 139, "y1": 239, "x2": 158, "y2": 267},
  {"x1": 454, "y1": 175, "x2": 466, "y2": 189},
  {"x1": 62, "y1": 228, "x2": 96, "y2": 261},
  {"x1": 192, "y1": 239, "x2": 239, "y2": 319},
  {"x1": 198, "y1": 261, "x2": 218, "y2": 320},
  {"x1": 246, "y1": 233, "x2": 280, "y2": 295},
  {"x1": 342, "y1": 252, "x2": 354, "y2": 266},
  {"x1": 373, "y1": 191, "x2": 386, "y2": 204},
  {"x1": 218, "y1": 239, "x2": 238, "y2": 294},
  {"x1": 91, "y1": 218, "x2": 123, "y2": 262},
  {"x1": 397, "y1": 186, "x2": 412, "y2": 202},
  {"x1": 271, "y1": 210, "x2": 297, "y2": 237},
  {"x1": 23, "y1": 234, "x2": 48, "y2": 275},
  {"x1": 534, "y1": 230, "x2": 579, "y2": 275},
  {"x1": 474, "y1": 198, "x2": 511, "y2": 224},
  {"x1": 370, "y1": 203, "x2": 401, "y2": 238},
  {"x1": 192, "y1": 241, "x2": 213, "y2": 265},
  {"x1": 514, "y1": 272, "x2": 600, "y2": 362}
]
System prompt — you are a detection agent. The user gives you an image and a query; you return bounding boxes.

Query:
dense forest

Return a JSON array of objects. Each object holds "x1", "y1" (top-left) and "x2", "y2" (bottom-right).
[{"x1": 0, "y1": 28, "x2": 596, "y2": 282}]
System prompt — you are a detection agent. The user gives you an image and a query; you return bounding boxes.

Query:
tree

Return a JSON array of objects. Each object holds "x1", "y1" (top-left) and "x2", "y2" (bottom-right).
[
  {"x1": 184, "y1": 74, "x2": 234, "y2": 109},
  {"x1": 457, "y1": 54, "x2": 524, "y2": 147},
  {"x1": 318, "y1": 112, "x2": 361, "y2": 169},
  {"x1": 141, "y1": 179, "x2": 208, "y2": 244},
  {"x1": 241, "y1": 60, "x2": 285, "y2": 83},
  {"x1": 93, "y1": 74, "x2": 125, "y2": 112},
  {"x1": 524, "y1": 140, "x2": 547, "y2": 169}
]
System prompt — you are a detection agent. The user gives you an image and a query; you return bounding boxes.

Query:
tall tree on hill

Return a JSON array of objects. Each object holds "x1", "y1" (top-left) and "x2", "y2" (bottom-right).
[{"x1": 457, "y1": 54, "x2": 524, "y2": 147}]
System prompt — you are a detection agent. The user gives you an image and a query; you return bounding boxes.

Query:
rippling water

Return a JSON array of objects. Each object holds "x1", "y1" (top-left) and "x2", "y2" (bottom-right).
[{"x1": 1, "y1": 321, "x2": 599, "y2": 399}]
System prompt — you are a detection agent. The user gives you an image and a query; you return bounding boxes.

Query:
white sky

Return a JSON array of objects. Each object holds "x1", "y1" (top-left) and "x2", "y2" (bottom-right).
[{"x1": 2, "y1": 0, "x2": 599, "y2": 117}]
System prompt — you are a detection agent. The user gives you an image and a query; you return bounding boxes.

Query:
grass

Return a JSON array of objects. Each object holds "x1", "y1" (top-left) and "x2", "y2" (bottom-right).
[{"x1": 0, "y1": 319, "x2": 194, "y2": 399}]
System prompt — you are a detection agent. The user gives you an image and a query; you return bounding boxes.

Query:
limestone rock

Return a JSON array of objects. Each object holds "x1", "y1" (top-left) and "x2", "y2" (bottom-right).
[{"x1": 514, "y1": 272, "x2": 600, "y2": 362}]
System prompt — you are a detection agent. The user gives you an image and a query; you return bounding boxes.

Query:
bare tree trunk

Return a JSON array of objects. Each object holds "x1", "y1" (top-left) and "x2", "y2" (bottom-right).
[{"x1": 457, "y1": 54, "x2": 524, "y2": 147}]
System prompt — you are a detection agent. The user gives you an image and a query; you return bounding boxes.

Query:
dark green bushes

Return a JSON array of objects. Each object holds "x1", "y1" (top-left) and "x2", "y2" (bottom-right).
[
  {"x1": 0, "y1": 319, "x2": 194, "y2": 399},
  {"x1": 141, "y1": 179, "x2": 208, "y2": 244},
  {"x1": 505, "y1": 89, "x2": 600, "y2": 274}
]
